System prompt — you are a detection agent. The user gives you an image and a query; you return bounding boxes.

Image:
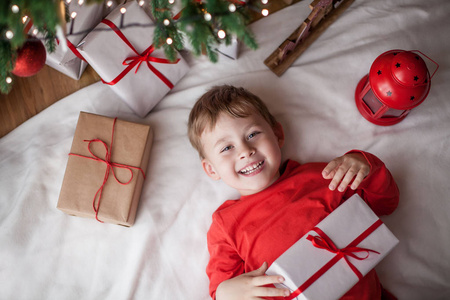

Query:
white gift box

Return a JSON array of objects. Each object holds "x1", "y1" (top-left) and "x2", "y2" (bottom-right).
[
  {"x1": 180, "y1": 30, "x2": 240, "y2": 61},
  {"x1": 214, "y1": 37, "x2": 240, "y2": 61},
  {"x1": 41, "y1": 1, "x2": 103, "y2": 79},
  {"x1": 45, "y1": 46, "x2": 88, "y2": 80},
  {"x1": 266, "y1": 194, "x2": 399, "y2": 300},
  {"x1": 78, "y1": 1, "x2": 190, "y2": 117}
]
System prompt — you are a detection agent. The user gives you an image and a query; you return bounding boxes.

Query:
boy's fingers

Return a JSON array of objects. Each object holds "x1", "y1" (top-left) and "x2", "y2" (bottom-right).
[
  {"x1": 350, "y1": 170, "x2": 367, "y2": 190},
  {"x1": 250, "y1": 262, "x2": 268, "y2": 275},
  {"x1": 251, "y1": 274, "x2": 285, "y2": 287},
  {"x1": 322, "y1": 158, "x2": 341, "y2": 178},
  {"x1": 337, "y1": 167, "x2": 358, "y2": 192},
  {"x1": 328, "y1": 165, "x2": 348, "y2": 190},
  {"x1": 253, "y1": 286, "x2": 290, "y2": 298}
]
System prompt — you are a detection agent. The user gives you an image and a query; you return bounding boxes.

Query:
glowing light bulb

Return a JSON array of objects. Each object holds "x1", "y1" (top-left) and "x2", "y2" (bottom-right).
[
  {"x1": 163, "y1": 19, "x2": 170, "y2": 26},
  {"x1": 71, "y1": 11, "x2": 77, "y2": 19},
  {"x1": 261, "y1": 0, "x2": 268, "y2": 4},
  {"x1": 168, "y1": 0, "x2": 175, "y2": 4},
  {"x1": 32, "y1": 28, "x2": 38, "y2": 35},
  {"x1": 218, "y1": 30, "x2": 226, "y2": 39},
  {"x1": 139, "y1": 0, "x2": 145, "y2": 6},
  {"x1": 106, "y1": 1, "x2": 113, "y2": 7},
  {"x1": 120, "y1": 7, "x2": 127, "y2": 14},
  {"x1": 78, "y1": 0, "x2": 84, "y2": 5},
  {"x1": 66, "y1": 0, "x2": 72, "y2": 3},
  {"x1": 5, "y1": 30, "x2": 14, "y2": 39},
  {"x1": 166, "y1": 37, "x2": 173, "y2": 45},
  {"x1": 228, "y1": 4, "x2": 236, "y2": 12},
  {"x1": 261, "y1": 9, "x2": 269, "y2": 16},
  {"x1": 11, "y1": 5, "x2": 19, "y2": 13},
  {"x1": 22, "y1": 16, "x2": 28, "y2": 23},
  {"x1": 204, "y1": 12, "x2": 212, "y2": 21},
  {"x1": 6, "y1": 77, "x2": 12, "y2": 84}
]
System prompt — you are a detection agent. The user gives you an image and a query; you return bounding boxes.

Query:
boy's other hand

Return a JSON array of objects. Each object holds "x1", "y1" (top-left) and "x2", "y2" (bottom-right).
[
  {"x1": 322, "y1": 153, "x2": 370, "y2": 192},
  {"x1": 215, "y1": 262, "x2": 290, "y2": 300}
]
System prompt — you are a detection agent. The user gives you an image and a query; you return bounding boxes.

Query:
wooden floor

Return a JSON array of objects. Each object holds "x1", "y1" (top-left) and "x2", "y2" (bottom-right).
[
  {"x1": 0, "y1": 0, "x2": 300, "y2": 139},
  {"x1": 0, "y1": 65, "x2": 100, "y2": 138}
]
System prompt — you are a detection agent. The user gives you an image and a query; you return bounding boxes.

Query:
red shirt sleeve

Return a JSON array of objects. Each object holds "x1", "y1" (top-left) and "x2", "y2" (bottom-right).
[
  {"x1": 344, "y1": 150, "x2": 400, "y2": 216},
  {"x1": 206, "y1": 212, "x2": 244, "y2": 300}
]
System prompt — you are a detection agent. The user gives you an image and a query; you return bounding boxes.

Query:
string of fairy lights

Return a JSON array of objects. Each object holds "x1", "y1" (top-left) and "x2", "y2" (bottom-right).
[{"x1": 2, "y1": 0, "x2": 270, "y2": 87}]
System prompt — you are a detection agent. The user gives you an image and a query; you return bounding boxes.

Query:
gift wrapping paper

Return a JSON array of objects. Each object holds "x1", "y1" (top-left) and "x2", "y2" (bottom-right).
[
  {"x1": 57, "y1": 112, "x2": 153, "y2": 226},
  {"x1": 266, "y1": 194, "x2": 399, "y2": 300},
  {"x1": 214, "y1": 36, "x2": 240, "y2": 61},
  {"x1": 37, "y1": 1, "x2": 103, "y2": 79},
  {"x1": 78, "y1": 1, "x2": 190, "y2": 117}
]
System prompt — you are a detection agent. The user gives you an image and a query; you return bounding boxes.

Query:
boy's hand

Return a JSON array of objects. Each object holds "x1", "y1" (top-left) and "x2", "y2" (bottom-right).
[
  {"x1": 215, "y1": 262, "x2": 290, "y2": 300},
  {"x1": 322, "y1": 153, "x2": 370, "y2": 192}
]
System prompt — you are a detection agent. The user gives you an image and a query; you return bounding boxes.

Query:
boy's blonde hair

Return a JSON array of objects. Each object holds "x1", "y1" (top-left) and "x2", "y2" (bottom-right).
[{"x1": 188, "y1": 85, "x2": 278, "y2": 159}]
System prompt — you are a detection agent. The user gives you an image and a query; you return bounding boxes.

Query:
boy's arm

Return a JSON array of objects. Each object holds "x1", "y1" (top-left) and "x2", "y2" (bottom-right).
[
  {"x1": 206, "y1": 214, "x2": 243, "y2": 299},
  {"x1": 207, "y1": 215, "x2": 289, "y2": 300},
  {"x1": 347, "y1": 150, "x2": 399, "y2": 216},
  {"x1": 323, "y1": 150, "x2": 399, "y2": 216}
]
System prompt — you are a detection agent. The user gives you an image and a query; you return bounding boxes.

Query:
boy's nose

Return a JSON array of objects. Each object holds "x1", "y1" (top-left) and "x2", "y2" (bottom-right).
[{"x1": 239, "y1": 144, "x2": 255, "y2": 159}]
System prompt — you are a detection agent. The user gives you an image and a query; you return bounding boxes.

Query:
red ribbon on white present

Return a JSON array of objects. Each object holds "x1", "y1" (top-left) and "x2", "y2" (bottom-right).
[
  {"x1": 66, "y1": 39, "x2": 87, "y2": 62},
  {"x1": 286, "y1": 219, "x2": 382, "y2": 300},
  {"x1": 25, "y1": 19, "x2": 87, "y2": 63},
  {"x1": 100, "y1": 19, "x2": 179, "y2": 88}
]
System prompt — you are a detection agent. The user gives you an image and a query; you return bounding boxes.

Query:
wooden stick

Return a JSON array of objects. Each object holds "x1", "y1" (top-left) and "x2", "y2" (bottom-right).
[{"x1": 264, "y1": 0, "x2": 355, "y2": 76}]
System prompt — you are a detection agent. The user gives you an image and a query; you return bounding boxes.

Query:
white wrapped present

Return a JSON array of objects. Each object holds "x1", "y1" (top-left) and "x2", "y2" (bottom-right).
[
  {"x1": 38, "y1": 1, "x2": 103, "y2": 79},
  {"x1": 266, "y1": 194, "x2": 399, "y2": 300},
  {"x1": 214, "y1": 36, "x2": 240, "y2": 61},
  {"x1": 78, "y1": 1, "x2": 190, "y2": 117}
]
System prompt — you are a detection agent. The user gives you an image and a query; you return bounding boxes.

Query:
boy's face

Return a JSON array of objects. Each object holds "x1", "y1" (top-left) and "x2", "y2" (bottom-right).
[{"x1": 200, "y1": 112, "x2": 284, "y2": 196}]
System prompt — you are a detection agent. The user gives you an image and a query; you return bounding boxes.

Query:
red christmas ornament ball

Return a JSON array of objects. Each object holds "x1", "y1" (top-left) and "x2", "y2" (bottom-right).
[{"x1": 12, "y1": 37, "x2": 47, "y2": 77}]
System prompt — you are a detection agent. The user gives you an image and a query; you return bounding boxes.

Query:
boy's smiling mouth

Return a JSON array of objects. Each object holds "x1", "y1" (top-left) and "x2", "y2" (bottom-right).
[{"x1": 238, "y1": 161, "x2": 264, "y2": 175}]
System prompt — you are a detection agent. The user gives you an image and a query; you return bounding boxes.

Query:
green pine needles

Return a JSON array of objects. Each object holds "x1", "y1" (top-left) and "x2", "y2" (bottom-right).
[
  {"x1": 0, "y1": 0, "x2": 59, "y2": 93},
  {"x1": 153, "y1": 0, "x2": 258, "y2": 62},
  {"x1": 0, "y1": 0, "x2": 260, "y2": 94}
]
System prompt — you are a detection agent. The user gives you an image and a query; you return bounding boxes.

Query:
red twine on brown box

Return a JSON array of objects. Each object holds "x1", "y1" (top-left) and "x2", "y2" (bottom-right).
[{"x1": 69, "y1": 117, "x2": 146, "y2": 223}]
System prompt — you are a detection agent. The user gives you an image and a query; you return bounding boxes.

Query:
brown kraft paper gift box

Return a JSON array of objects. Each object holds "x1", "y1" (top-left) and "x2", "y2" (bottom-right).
[{"x1": 57, "y1": 112, "x2": 153, "y2": 226}]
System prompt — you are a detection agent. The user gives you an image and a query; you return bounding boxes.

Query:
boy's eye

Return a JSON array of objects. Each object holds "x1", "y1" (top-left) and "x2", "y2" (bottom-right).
[
  {"x1": 220, "y1": 145, "x2": 233, "y2": 153},
  {"x1": 247, "y1": 132, "x2": 260, "y2": 140}
]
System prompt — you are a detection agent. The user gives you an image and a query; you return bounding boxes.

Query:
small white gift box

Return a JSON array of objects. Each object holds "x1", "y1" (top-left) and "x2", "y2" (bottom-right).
[
  {"x1": 214, "y1": 37, "x2": 240, "y2": 61},
  {"x1": 39, "y1": 1, "x2": 103, "y2": 79},
  {"x1": 266, "y1": 194, "x2": 399, "y2": 300},
  {"x1": 78, "y1": 1, "x2": 190, "y2": 117}
]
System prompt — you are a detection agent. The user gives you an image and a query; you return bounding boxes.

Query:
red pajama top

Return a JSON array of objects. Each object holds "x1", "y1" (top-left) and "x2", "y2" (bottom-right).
[{"x1": 206, "y1": 151, "x2": 399, "y2": 300}]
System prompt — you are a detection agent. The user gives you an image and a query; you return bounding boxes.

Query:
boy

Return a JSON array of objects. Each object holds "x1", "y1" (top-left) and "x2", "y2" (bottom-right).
[{"x1": 188, "y1": 85, "x2": 399, "y2": 300}]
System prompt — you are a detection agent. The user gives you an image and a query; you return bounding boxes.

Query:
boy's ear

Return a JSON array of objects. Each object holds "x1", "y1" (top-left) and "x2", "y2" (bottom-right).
[
  {"x1": 273, "y1": 122, "x2": 285, "y2": 148},
  {"x1": 202, "y1": 159, "x2": 221, "y2": 180}
]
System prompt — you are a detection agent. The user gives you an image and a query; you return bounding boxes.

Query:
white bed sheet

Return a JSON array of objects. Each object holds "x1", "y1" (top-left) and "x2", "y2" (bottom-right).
[{"x1": 1, "y1": 0, "x2": 450, "y2": 299}]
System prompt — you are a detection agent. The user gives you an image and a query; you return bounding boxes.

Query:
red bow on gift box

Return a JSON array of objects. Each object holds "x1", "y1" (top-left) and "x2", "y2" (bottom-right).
[
  {"x1": 286, "y1": 219, "x2": 383, "y2": 300},
  {"x1": 100, "y1": 19, "x2": 179, "y2": 88}
]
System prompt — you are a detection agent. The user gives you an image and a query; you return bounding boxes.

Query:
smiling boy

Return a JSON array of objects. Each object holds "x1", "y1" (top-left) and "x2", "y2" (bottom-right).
[{"x1": 188, "y1": 85, "x2": 399, "y2": 300}]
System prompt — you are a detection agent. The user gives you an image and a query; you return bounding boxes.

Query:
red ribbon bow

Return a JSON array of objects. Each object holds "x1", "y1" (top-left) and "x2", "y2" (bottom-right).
[
  {"x1": 100, "y1": 19, "x2": 179, "y2": 88},
  {"x1": 286, "y1": 219, "x2": 383, "y2": 300},
  {"x1": 69, "y1": 117, "x2": 145, "y2": 223},
  {"x1": 306, "y1": 229, "x2": 380, "y2": 280}
]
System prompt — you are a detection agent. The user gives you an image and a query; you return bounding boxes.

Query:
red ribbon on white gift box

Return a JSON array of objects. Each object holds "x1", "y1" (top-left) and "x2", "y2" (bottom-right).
[
  {"x1": 25, "y1": 19, "x2": 87, "y2": 63},
  {"x1": 286, "y1": 219, "x2": 382, "y2": 300},
  {"x1": 100, "y1": 19, "x2": 179, "y2": 88}
]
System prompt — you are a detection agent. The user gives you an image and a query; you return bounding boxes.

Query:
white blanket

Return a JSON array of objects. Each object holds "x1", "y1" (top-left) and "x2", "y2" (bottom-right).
[{"x1": 1, "y1": 0, "x2": 450, "y2": 299}]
